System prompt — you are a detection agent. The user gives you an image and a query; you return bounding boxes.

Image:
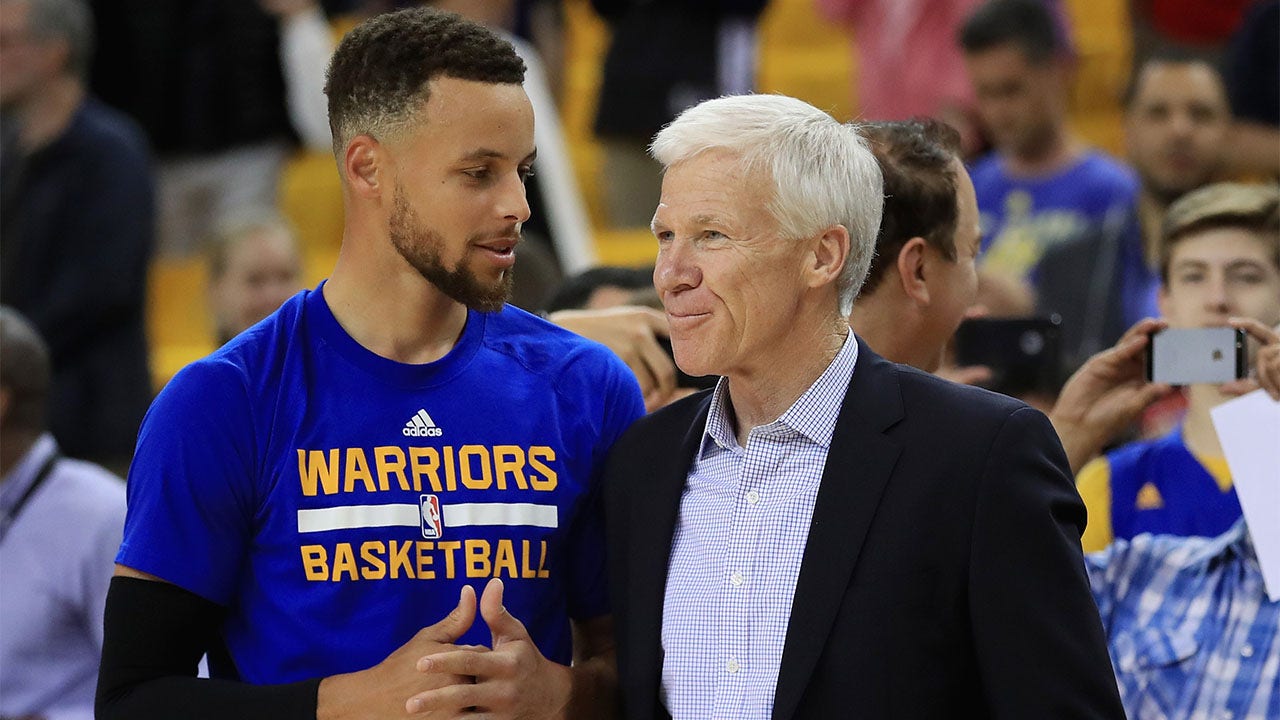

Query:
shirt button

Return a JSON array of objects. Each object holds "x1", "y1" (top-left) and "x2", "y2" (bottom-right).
[
  {"x1": 726, "y1": 658, "x2": 740, "y2": 674},
  {"x1": 729, "y1": 571, "x2": 745, "y2": 587},
  {"x1": 746, "y1": 491, "x2": 760, "y2": 504},
  {"x1": 1240, "y1": 644, "x2": 1254, "y2": 658}
]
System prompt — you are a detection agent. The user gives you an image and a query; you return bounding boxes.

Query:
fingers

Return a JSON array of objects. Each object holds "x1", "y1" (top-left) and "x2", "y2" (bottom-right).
[
  {"x1": 419, "y1": 584, "x2": 477, "y2": 644},
  {"x1": 480, "y1": 578, "x2": 530, "y2": 645},
  {"x1": 1218, "y1": 378, "x2": 1262, "y2": 398},
  {"x1": 1256, "y1": 343, "x2": 1280, "y2": 400},
  {"x1": 1230, "y1": 316, "x2": 1280, "y2": 346},
  {"x1": 634, "y1": 329, "x2": 677, "y2": 404},
  {"x1": 407, "y1": 680, "x2": 494, "y2": 715}
]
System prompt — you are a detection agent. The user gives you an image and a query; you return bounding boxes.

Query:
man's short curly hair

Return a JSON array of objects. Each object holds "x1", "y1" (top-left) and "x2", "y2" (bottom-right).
[{"x1": 324, "y1": 7, "x2": 526, "y2": 157}]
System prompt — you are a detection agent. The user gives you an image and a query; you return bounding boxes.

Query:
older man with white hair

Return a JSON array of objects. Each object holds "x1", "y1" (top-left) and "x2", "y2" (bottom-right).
[{"x1": 603, "y1": 93, "x2": 1126, "y2": 720}]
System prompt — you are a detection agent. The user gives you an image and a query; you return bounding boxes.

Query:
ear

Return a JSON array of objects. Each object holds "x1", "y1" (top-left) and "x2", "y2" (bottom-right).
[
  {"x1": 343, "y1": 135, "x2": 386, "y2": 200},
  {"x1": 806, "y1": 224, "x2": 851, "y2": 292},
  {"x1": 896, "y1": 237, "x2": 930, "y2": 305}
]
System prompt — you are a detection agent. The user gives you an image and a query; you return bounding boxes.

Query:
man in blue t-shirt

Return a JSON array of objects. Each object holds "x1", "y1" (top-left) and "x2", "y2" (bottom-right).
[
  {"x1": 96, "y1": 9, "x2": 644, "y2": 720},
  {"x1": 959, "y1": 0, "x2": 1138, "y2": 287}
]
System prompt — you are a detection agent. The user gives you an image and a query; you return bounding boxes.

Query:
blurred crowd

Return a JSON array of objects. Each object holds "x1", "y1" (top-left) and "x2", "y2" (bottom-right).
[{"x1": 0, "y1": 1, "x2": 1277, "y2": 719}]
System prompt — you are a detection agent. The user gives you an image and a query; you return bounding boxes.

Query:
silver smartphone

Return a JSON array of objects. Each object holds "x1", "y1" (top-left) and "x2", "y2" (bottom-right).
[{"x1": 1146, "y1": 327, "x2": 1246, "y2": 385}]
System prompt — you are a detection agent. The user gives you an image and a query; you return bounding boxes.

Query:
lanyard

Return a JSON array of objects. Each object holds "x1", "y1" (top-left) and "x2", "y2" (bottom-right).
[{"x1": 0, "y1": 451, "x2": 59, "y2": 542}]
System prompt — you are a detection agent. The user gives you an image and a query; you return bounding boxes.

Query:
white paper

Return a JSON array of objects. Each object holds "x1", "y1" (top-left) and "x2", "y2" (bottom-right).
[{"x1": 1211, "y1": 390, "x2": 1280, "y2": 601}]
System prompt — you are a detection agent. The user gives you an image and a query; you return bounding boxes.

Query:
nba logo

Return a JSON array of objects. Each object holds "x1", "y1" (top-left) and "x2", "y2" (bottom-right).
[{"x1": 420, "y1": 494, "x2": 443, "y2": 539}]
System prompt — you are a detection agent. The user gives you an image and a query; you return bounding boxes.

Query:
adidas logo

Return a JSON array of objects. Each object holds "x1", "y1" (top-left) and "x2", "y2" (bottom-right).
[{"x1": 402, "y1": 409, "x2": 443, "y2": 437}]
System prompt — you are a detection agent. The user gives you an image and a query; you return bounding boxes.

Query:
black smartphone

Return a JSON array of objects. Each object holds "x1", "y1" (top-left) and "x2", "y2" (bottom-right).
[
  {"x1": 656, "y1": 337, "x2": 719, "y2": 390},
  {"x1": 953, "y1": 316, "x2": 1064, "y2": 397},
  {"x1": 1146, "y1": 327, "x2": 1247, "y2": 385}
]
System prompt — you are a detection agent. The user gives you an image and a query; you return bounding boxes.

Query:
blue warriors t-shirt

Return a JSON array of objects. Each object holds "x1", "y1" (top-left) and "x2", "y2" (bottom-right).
[
  {"x1": 971, "y1": 150, "x2": 1139, "y2": 283},
  {"x1": 117, "y1": 284, "x2": 645, "y2": 684}
]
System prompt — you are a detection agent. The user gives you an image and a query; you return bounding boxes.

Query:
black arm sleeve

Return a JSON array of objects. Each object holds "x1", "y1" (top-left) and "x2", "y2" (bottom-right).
[{"x1": 96, "y1": 576, "x2": 321, "y2": 720}]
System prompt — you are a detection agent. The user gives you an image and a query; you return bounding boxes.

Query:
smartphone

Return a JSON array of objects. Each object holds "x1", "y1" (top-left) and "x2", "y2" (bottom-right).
[
  {"x1": 657, "y1": 337, "x2": 720, "y2": 390},
  {"x1": 1146, "y1": 327, "x2": 1246, "y2": 385},
  {"x1": 953, "y1": 316, "x2": 1064, "y2": 397}
]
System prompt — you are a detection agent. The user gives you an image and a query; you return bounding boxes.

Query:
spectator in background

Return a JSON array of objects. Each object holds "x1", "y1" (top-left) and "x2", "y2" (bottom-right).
[
  {"x1": 815, "y1": 0, "x2": 985, "y2": 157},
  {"x1": 89, "y1": 0, "x2": 338, "y2": 256},
  {"x1": 959, "y1": 0, "x2": 1137, "y2": 290},
  {"x1": 1037, "y1": 53, "x2": 1232, "y2": 374},
  {"x1": 0, "y1": 306, "x2": 127, "y2": 720},
  {"x1": 591, "y1": 0, "x2": 769, "y2": 227},
  {"x1": 205, "y1": 211, "x2": 304, "y2": 346},
  {"x1": 0, "y1": 0, "x2": 153, "y2": 475},
  {"x1": 1076, "y1": 183, "x2": 1280, "y2": 553},
  {"x1": 1090, "y1": 522, "x2": 1279, "y2": 719}
]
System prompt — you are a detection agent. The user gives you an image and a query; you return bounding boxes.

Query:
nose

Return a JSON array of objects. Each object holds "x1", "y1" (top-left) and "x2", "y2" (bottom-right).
[
  {"x1": 498, "y1": 172, "x2": 532, "y2": 225},
  {"x1": 1204, "y1": 272, "x2": 1231, "y2": 313},
  {"x1": 654, "y1": 235, "x2": 702, "y2": 295}
]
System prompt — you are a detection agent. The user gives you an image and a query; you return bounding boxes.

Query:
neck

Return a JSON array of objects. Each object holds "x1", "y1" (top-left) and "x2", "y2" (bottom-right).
[
  {"x1": 12, "y1": 76, "x2": 83, "y2": 152},
  {"x1": 1004, "y1": 128, "x2": 1080, "y2": 177},
  {"x1": 850, "y1": 289, "x2": 937, "y2": 371},
  {"x1": 1181, "y1": 384, "x2": 1227, "y2": 459},
  {"x1": 0, "y1": 430, "x2": 38, "y2": 480},
  {"x1": 324, "y1": 226, "x2": 470, "y2": 365},
  {"x1": 726, "y1": 311, "x2": 849, "y2": 446}
]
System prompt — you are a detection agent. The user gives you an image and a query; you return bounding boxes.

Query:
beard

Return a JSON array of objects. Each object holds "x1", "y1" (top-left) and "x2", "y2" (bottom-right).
[{"x1": 389, "y1": 184, "x2": 514, "y2": 312}]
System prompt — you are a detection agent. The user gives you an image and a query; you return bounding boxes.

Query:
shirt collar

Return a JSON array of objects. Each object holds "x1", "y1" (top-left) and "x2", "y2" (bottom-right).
[
  {"x1": 699, "y1": 331, "x2": 859, "y2": 456},
  {"x1": 0, "y1": 433, "x2": 58, "y2": 516},
  {"x1": 1184, "y1": 519, "x2": 1256, "y2": 573}
]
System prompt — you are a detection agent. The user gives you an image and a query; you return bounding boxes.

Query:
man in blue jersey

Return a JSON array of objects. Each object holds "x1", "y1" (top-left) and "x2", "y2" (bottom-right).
[
  {"x1": 1076, "y1": 183, "x2": 1280, "y2": 552},
  {"x1": 959, "y1": 0, "x2": 1138, "y2": 291},
  {"x1": 96, "y1": 8, "x2": 644, "y2": 720}
]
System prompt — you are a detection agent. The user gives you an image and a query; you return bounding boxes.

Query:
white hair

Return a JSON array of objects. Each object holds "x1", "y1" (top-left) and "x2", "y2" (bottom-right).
[{"x1": 649, "y1": 94, "x2": 884, "y2": 316}]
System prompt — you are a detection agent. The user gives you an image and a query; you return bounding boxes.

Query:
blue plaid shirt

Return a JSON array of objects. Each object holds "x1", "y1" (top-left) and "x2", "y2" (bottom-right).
[
  {"x1": 659, "y1": 332, "x2": 857, "y2": 720},
  {"x1": 1088, "y1": 521, "x2": 1280, "y2": 720}
]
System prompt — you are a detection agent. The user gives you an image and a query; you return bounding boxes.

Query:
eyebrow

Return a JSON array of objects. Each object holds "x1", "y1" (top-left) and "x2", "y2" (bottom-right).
[{"x1": 458, "y1": 148, "x2": 538, "y2": 164}]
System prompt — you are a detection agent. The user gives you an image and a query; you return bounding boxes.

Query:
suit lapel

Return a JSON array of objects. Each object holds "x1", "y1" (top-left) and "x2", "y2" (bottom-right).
[
  {"x1": 631, "y1": 394, "x2": 712, "y2": 720},
  {"x1": 772, "y1": 340, "x2": 904, "y2": 720}
]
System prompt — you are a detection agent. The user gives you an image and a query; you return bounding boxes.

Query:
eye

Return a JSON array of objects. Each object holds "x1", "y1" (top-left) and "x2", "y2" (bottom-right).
[
  {"x1": 463, "y1": 167, "x2": 491, "y2": 182},
  {"x1": 655, "y1": 230, "x2": 674, "y2": 244},
  {"x1": 703, "y1": 230, "x2": 725, "y2": 241},
  {"x1": 518, "y1": 166, "x2": 535, "y2": 183}
]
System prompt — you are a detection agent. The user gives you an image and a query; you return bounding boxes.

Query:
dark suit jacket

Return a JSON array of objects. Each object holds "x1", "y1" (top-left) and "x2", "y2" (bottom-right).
[{"x1": 604, "y1": 338, "x2": 1125, "y2": 719}]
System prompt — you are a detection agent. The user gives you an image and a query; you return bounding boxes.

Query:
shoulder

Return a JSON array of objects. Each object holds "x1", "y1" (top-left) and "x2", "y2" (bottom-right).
[
  {"x1": 36, "y1": 458, "x2": 127, "y2": 544},
  {"x1": 967, "y1": 153, "x2": 1004, "y2": 185},
  {"x1": 893, "y1": 360, "x2": 1027, "y2": 423},
  {"x1": 1074, "y1": 151, "x2": 1139, "y2": 191},
  {"x1": 613, "y1": 387, "x2": 711, "y2": 453},
  {"x1": 65, "y1": 97, "x2": 152, "y2": 164},
  {"x1": 482, "y1": 305, "x2": 637, "y2": 389},
  {"x1": 1087, "y1": 531, "x2": 1212, "y2": 590}
]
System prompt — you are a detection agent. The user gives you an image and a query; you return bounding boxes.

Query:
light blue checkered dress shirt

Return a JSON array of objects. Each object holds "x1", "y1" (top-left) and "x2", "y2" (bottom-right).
[
  {"x1": 660, "y1": 332, "x2": 858, "y2": 719},
  {"x1": 1088, "y1": 521, "x2": 1280, "y2": 720}
]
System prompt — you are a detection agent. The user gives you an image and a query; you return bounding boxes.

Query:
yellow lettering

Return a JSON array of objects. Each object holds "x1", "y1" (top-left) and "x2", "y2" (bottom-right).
[
  {"x1": 437, "y1": 540, "x2": 461, "y2": 578},
  {"x1": 301, "y1": 544, "x2": 329, "y2": 580},
  {"x1": 492, "y1": 446, "x2": 528, "y2": 490},
  {"x1": 528, "y1": 446, "x2": 558, "y2": 491},
  {"x1": 415, "y1": 541, "x2": 436, "y2": 579},
  {"x1": 409, "y1": 447, "x2": 442, "y2": 492},
  {"x1": 360, "y1": 541, "x2": 387, "y2": 580},
  {"x1": 374, "y1": 446, "x2": 410, "y2": 492},
  {"x1": 332, "y1": 543, "x2": 358, "y2": 582},
  {"x1": 466, "y1": 539, "x2": 492, "y2": 577},
  {"x1": 442, "y1": 446, "x2": 458, "y2": 491},
  {"x1": 537, "y1": 540, "x2": 549, "y2": 578},
  {"x1": 298, "y1": 449, "x2": 340, "y2": 496},
  {"x1": 521, "y1": 540, "x2": 538, "y2": 579},
  {"x1": 388, "y1": 540, "x2": 414, "y2": 579},
  {"x1": 494, "y1": 539, "x2": 518, "y2": 578},
  {"x1": 344, "y1": 448, "x2": 376, "y2": 493},
  {"x1": 460, "y1": 445, "x2": 493, "y2": 490}
]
